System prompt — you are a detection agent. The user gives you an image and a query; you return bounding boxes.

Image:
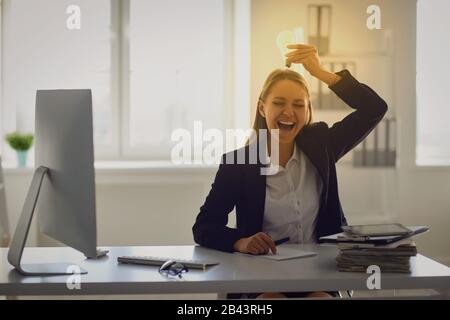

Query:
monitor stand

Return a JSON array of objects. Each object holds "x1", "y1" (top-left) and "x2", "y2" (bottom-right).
[{"x1": 7, "y1": 166, "x2": 87, "y2": 276}]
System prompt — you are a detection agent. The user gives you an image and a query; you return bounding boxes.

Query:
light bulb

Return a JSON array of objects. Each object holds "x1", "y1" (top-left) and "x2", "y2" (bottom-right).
[
  {"x1": 276, "y1": 30, "x2": 294, "y2": 68},
  {"x1": 292, "y1": 27, "x2": 305, "y2": 75}
]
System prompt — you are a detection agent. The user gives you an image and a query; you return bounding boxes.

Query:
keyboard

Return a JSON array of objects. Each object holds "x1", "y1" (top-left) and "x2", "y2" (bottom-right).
[{"x1": 117, "y1": 256, "x2": 220, "y2": 270}]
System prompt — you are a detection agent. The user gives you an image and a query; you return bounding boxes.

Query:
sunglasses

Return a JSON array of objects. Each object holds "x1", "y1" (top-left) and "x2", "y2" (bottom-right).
[{"x1": 158, "y1": 260, "x2": 189, "y2": 278}]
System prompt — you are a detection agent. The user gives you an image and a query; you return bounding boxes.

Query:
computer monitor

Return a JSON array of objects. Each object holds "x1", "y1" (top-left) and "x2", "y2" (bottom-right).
[{"x1": 8, "y1": 89, "x2": 99, "y2": 276}]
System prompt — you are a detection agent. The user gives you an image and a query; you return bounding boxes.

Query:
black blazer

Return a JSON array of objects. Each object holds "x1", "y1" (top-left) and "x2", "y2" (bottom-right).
[{"x1": 192, "y1": 69, "x2": 388, "y2": 253}]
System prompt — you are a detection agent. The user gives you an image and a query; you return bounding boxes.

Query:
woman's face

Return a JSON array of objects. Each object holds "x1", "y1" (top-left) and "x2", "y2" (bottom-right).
[{"x1": 259, "y1": 79, "x2": 309, "y2": 144}]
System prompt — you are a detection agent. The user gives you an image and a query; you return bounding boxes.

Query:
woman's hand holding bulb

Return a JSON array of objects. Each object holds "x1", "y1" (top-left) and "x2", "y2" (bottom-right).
[{"x1": 285, "y1": 44, "x2": 341, "y2": 86}]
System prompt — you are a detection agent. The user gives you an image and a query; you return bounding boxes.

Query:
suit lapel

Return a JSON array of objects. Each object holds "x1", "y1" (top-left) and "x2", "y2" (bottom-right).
[
  {"x1": 296, "y1": 130, "x2": 329, "y2": 190},
  {"x1": 245, "y1": 162, "x2": 266, "y2": 235},
  {"x1": 242, "y1": 143, "x2": 266, "y2": 236},
  {"x1": 296, "y1": 128, "x2": 331, "y2": 239}
]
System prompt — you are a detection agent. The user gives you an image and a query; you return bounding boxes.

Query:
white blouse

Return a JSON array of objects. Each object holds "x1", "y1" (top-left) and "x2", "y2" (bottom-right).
[{"x1": 262, "y1": 144, "x2": 323, "y2": 244}]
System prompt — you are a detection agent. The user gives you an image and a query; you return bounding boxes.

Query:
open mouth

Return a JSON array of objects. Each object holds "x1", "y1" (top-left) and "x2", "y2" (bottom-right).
[{"x1": 277, "y1": 120, "x2": 296, "y2": 131}]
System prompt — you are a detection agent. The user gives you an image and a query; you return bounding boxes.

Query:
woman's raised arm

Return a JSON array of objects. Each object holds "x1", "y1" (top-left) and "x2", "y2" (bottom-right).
[{"x1": 286, "y1": 44, "x2": 388, "y2": 162}]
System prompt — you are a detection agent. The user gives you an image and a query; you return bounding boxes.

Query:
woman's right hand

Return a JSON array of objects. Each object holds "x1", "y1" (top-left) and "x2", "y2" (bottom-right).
[{"x1": 233, "y1": 232, "x2": 277, "y2": 255}]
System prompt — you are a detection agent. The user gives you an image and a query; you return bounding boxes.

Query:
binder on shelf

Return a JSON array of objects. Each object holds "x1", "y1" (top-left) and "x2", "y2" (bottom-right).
[
  {"x1": 353, "y1": 118, "x2": 397, "y2": 167},
  {"x1": 308, "y1": 5, "x2": 331, "y2": 55}
]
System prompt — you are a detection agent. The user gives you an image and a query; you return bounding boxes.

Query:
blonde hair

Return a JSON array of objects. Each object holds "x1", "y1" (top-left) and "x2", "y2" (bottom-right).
[{"x1": 252, "y1": 69, "x2": 313, "y2": 134}]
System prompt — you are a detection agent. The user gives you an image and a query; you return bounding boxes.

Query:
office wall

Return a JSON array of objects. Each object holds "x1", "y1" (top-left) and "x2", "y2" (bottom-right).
[{"x1": 2, "y1": 0, "x2": 450, "y2": 267}]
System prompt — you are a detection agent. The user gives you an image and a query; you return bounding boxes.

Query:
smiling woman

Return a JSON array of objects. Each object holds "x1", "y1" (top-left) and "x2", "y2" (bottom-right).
[
  {"x1": 193, "y1": 43, "x2": 388, "y2": 299},
  {"x1": 255, "y1": 70, "x2": 313, "y2": 167}
]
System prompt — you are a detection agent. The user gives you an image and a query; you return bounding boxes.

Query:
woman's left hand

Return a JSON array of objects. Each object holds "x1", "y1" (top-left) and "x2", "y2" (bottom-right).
[{"x1": 285, "y1": 44, "x2": 323, "y2": 77}]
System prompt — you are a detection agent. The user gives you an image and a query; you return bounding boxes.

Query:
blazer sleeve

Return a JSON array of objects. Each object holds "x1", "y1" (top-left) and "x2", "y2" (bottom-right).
[
  {"x1": 326, "y1": 69, "x2": 388, "y2": 162},
  {"x1": 192, "y1": 154, "x2": 243, "y2": 252}
]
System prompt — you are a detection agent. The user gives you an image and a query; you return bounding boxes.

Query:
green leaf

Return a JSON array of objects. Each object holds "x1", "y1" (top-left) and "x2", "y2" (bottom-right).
[{"x1": 5, "y1": 132, "x2": 34, "y2": 151}]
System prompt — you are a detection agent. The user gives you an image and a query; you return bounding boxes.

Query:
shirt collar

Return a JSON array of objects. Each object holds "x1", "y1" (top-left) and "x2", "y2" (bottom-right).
[
  {"x1": 290, "y1": 143, "x2": 301, "y2": 163},
  {"x1": 264, "y1": 143, "x2": 300, "y2": 170}
]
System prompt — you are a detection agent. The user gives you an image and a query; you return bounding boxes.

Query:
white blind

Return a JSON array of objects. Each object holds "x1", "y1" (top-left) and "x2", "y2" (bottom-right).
[
  {"x1": 417, "y1": 0, "x2": 450, "y2": 165},
  {"x1": 127, "y1": 0, "x2": 227, "y2": 157},
  {"x1": 2, "y1": 0, "x2": 113, "y2": 161}
]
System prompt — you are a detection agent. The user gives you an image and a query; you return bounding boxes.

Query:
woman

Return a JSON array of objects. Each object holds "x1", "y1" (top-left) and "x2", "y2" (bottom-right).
[{"x1": 192, "y1": 44, "x2": 388, "y2": 298}]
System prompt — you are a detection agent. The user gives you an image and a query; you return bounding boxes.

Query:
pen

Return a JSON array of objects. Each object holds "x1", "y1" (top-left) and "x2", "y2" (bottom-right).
[{"x1": 274, "y1": 237, "x2": 290, "y2": 246}]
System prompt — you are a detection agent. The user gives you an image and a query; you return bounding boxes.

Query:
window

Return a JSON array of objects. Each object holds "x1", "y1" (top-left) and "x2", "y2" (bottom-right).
[
  {"x1": 1, "y1": 0, "x2": 232, "y2": 162},
  {"x1": 126, "y1": 0, "x2": 228, "y2": 158},
  {"x1": 416, "y1": 0, "x2": 450, "y2": 165},
  {"x1": 1, "y1": 0, "x2": 114, "y2": 162}
]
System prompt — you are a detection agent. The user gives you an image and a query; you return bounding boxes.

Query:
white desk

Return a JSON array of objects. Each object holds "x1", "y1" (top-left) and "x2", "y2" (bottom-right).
[{"x1": 1, "y1": 245, "x2": 449, "y2": 296}]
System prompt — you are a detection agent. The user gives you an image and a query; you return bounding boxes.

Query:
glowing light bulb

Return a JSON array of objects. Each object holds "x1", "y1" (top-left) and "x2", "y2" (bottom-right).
[
  {"x1": 276, "y1": 28, "x2": 306, "y2": 74},
  {"x1": 292, "y1": 27, "x2": 305, "y2": 75},
  {"x1": 276, "y1": 30, "x2": 294, "y2": 68}
]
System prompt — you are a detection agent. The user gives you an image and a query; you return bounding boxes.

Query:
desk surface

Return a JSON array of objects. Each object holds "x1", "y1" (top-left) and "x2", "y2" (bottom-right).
[{"x1": 1, "y1": 245, "x2": 450, "y2": 296}]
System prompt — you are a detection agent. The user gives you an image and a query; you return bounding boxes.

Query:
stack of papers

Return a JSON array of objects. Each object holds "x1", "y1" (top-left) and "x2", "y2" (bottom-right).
[
  {"x1": 319, "y1": 226, "x2": 429, "y2": 274},
  {"x1": 319, "y1": 226, "x2": 429, "y2": 246},
  {"x1": 336, "y1": 238, "x2": 417, "y2": 273}
]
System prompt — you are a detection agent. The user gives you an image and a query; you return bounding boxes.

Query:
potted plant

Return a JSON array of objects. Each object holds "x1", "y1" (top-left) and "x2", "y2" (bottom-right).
[{"x1": 5, "y1": 132, "x2": 34, "y2": 168}]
